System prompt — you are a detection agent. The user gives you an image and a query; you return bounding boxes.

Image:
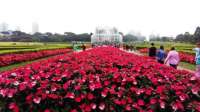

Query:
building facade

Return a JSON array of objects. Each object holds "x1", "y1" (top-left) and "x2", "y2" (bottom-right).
[
  {"x1": 91, "y1": 27, "x2": 123, "y2": 45},
  {"x1": 32, "y1": 22, "x2": 39, "y2": 34}
]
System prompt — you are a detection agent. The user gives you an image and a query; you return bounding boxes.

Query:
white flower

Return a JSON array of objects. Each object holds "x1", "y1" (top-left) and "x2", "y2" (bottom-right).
[
  {"x1": 179, "y1": 95, "x2": 185, "y2": 101},
  {"x1": 51, "y1": 87, "x2": 57, "y2": 92},
  {"x1": 99, "y1": 103, "x2": 105, "y2": 110},
  {"x1": 13, "y1": 81, "x2": 19, "y2": 86},
  {"x1": 190, "y1": 76, "x2": 196, "y2": 81},
  {"x1": 31, "y1": 81, "x2": 37, "y2": 86},
  {"x1": 46, "y1": 90, "x2": 50, "y2": 94},
  {"x1": 33, "y1": 97, "x2": 41, "y2": 104},
  {"x1": 11, "y1": 73, "x2": 17, "y2": 77},
  {"x1": 91, "y1": 103, "x2": 96, "y2": 109},
  {"x1": 160, "y1": 102, "x2": 165, "y2": 109}
]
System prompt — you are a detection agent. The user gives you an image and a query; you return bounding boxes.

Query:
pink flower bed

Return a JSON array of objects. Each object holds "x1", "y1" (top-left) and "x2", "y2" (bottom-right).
[
  {"x1": 0, "y1": 49, "x2": 72, "y2": 67},
  {"x1": 0, "y1": 47, "x2": 199, "y2": 112},
  {"x1": 179, "y1": 52, "x2": 195, "y2": 64},
  {"x1": 138, "y1": 48, "x2": 148, "y2": 54},
  {"x1": 139, "y1": 48, "x2": 195, "y2": 64}
]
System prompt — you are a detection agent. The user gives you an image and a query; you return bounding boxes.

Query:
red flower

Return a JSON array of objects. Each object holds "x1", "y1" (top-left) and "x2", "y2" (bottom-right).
[
  {"x1": 0, "y1": 47, "x2": 198, "y2": 111},
  {"x1": 145, "y1": 88, "x2": 152, "y2": 95},
  {"x1": 33, "y1": 96, "x2": 41, "y2": 104},
  {"x1": 114, "y1": 99, "x2": 121, "y2": 105},
  {"x1": 75, "y1": 97, "x2": 82, "y2": 102},
  {"x1": 9, "y1": 103, "x2": 19, "y2": 112},
  {"x1": 125, "y1": 104, "x2": 131, "y2": 111},
  {"x1": 192, "y1": 87, "x2": 199, "y2": 95},
  {"x1": 7, "y1": 89, "x2": 16, "y2": 98},
  {"x1": 150, "y1": 98, "x2": 157, "y2": 105},
  {"x1": 63, "y1": 82, "x2": 69, "y2": 90},
  {"x1": 104, "y1": 80, "x2": 110, "y2": 86},
  {"x1": 19, "y1": 83, "x2": 26, "y2": 91},
  {"x1": 48, "y1": 94, "x2": 60, "y2": 100},
  {"x1": 101, "y1": 89, "x2": 108, "y2": 97},
  {"x1": 171, "y1": 101, "x2": 184, "y2": 111},
  {"x1": 44, "y1": 109, "x2": 52, "y2": 112},
  {"x1": 0, "y1": 49, "x2": 71, "y2": 67},
  {"x1": 159, "y1": 100, "x2": 165, "y2": 109},
  {"x1": 87, "y1": 93, "x2": 94, "y2": 100},
  {"x1": 0, "y1": 89, "x2": 7, "y2": 97},
  {"x1": 75, "y1": 85, "x2": 81, "y2": 90},
  {"x1": 85, "y1": 105, "x2": 91, "y2": 112},
  {"x1": 138, "y1": 99, "x2": 145, "y2": 106},
  {"x1": 156, "y1": 86, "x2": 165, "y2": 94},
  {"x1": 70, "y1": 109, "x2": 77, "y2": 112},
  {"x1": 65, "y1": 92, "x2": 75, "y2": 99}
]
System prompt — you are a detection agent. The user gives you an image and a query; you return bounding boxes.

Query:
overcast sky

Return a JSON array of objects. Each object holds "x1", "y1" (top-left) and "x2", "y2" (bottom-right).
[{"x1": 0, "y1": 0, "x2": 200, "y2": 37}]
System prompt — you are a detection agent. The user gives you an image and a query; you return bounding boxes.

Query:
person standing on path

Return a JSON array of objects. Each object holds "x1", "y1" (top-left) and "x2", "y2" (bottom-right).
[
  {"x1": 156, "y1": 45, "x2": 166, "y2": 64},
  {"x1": 82, "y1": 44, "x2": 86, "y2": 51},
  {"x1": 164, "y1": 47, "x2": 180, "y2": 69},
  {"x1": 193, "y1": 42, "x2": 200, "y2": 78},
  {"x1": 149, "y1": 43, "x2": 157, "y2": 58}
]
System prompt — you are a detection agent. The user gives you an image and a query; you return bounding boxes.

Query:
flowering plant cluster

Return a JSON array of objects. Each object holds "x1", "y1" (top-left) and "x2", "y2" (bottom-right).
[
  {"x1": 0, "y1": 49, "x2": 71, "y2": 67},
  {"x1": 0, "y1": 47, "x2": 199, "y2": 112},
  {"x1": 179, "y1": 52, "x2": 195, "y2": 64},
  {"x1": 138, "y1": 48, "x2": 148, "y2": 54},
  {"x1": 138, "y1": 48, "x2": 195, "y2": 64}
]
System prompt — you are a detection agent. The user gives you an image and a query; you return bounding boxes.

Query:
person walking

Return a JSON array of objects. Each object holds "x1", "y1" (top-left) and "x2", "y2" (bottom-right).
[
  {"x1": 156, "y1": 45, "x2": 166, "y2": 64},
  {"x1": 149, "y1": 43, "x2": 157, "y2": 58},
  {"x1": 193, "y1": 42, "x2": 200, "y2": 78},
  {"x1": 164, "y1": 47, "x2": 180, "y2": 69},
  {"x1": 82, "y1": 44, "x2": 86, "y2": 51}
]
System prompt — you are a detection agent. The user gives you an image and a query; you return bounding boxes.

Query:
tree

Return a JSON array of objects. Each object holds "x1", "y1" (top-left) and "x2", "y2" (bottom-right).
[
  {"x1": 194, "y1": 27, "x2": 200, "y2": 42},
  {"x1": 123, "y1": 34, "x2": 138, "y2": 42}
]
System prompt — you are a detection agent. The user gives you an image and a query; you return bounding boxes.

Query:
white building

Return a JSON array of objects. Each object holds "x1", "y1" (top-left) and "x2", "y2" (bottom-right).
[
  {"x1": 91, "y1": 27, "x2": 123, "y2": 45},
  {"x1": 32, "y1": 22, "x2": 39, "y2": 34},
  {"x1": 0, "y1": 22, "x2": 8, "y2": 32}
]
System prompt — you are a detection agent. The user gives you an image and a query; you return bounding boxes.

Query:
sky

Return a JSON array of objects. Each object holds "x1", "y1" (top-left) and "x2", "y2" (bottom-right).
[{"x1": 0, "y1": 0, "x2": 200, "y2": 37}]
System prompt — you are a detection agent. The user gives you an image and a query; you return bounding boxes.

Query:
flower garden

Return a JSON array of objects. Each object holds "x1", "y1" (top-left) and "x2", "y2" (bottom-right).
[
  {"x1": 0, "y1": 47, "x2": 200, "y2": 112},
  {"x1": 0, "y1": 49, "x2": 71, "y2": 67},
  {"x1": 138, "y1": 48, "x2": 195, "y2": 64}
]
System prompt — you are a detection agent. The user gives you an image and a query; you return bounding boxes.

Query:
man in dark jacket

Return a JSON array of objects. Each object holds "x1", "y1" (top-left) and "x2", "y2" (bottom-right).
[{"x1": 149, "y1": 43, "x2": 157, "y2": 57}]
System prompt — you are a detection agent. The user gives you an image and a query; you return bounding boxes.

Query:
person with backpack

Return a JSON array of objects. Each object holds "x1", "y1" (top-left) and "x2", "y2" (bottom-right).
[
  {"x1": 193, "y1": 42, "x2": 200, "y2": 78},
  {"x1": 164, "y1": 47, "x2": 180, "y2": 69},
  {"x1": 156, "y1": 45, "x2": 166, "y2": 64}
]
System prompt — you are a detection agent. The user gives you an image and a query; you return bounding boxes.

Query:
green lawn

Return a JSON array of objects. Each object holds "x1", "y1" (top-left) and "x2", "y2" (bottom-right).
[
  {"x1": 0, "y1": 42, "x2": 72, "y2": 54},
  {"x1": 133, "y1": 41, "x2": 195, "y2": 54},
  {"x1": 0, "y1": 61, "x2": 34, "y2": 72},
  {"x1": 0, "y1": 56, "x2": 53, "y2": 72},
  {"x1": 179, "y1": 62, "x2": 196, "y2": 71}
]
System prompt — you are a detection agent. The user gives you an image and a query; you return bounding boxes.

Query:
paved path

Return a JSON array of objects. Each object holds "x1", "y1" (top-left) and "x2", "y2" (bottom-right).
[{"x1": 178, "y1": 66, "x2": 195, "y2": 73}]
